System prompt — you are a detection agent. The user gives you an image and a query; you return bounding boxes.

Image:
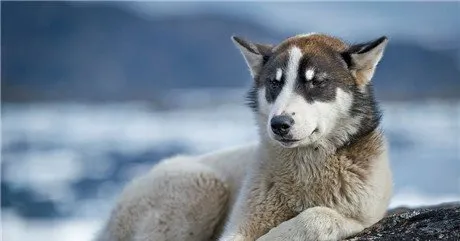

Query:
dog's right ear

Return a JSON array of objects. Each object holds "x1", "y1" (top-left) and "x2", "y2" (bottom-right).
[{"x1": 232, "y1": 36, "x2": 273, "y2": 77}]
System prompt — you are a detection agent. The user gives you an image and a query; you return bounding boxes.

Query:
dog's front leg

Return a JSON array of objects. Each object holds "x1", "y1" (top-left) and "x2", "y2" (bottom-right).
[
  {"x1": 256, "y1": 206, "x2": 364, "y2": 241},
  {"x1": 219, "y1": 202, "x2": 293, "y2": 241},
  {"x1": 219, "y1": 186, "x2": 294, "y2": 241}
]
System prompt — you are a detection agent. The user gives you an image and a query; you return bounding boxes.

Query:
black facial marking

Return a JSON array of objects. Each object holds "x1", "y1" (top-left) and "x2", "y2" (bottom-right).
[
  {"x1": 254, "y1": 52, "x2": 289, "y2": 105},
  {"x1": 262, "y1": 55, "x2": 270, "y2": 65},
  {"x1": 245, "y1": 48, "x2": 277, "y2": 112},
  {"x1": 341, "y1": 52, "x2": 353, "y2": 68},
  {"x1": 265, "y1": 73, "x2": 284, "y2": 104},
  {"x1": 346, "y1": 83, "x2": 382, "y2": 145},
  {"x1": 294, "y1": 53, "x2": 350, "y2": 103}
]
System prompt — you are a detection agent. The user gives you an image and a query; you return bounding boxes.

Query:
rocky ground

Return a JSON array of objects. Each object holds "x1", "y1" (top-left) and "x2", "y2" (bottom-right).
[{"x1": 347, "y1": 202, "x2": 460, "y2": 240}]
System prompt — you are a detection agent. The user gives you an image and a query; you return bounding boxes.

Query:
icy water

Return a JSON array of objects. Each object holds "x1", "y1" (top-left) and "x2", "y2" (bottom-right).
[{"x1": 2, "y1": 101, "x2": 460, "y2": 241}]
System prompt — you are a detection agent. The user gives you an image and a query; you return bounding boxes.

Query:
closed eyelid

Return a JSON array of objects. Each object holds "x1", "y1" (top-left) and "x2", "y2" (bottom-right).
[
  {"x1": 313, "y1": 72, "x2": 328, "y2": 81},
  {"x1": 318, "y1": 72, "x2": 328, "y2": 78}
]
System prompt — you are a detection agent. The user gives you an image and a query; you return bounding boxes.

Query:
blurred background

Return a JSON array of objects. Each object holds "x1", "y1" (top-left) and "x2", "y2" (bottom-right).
[{"x1": 1, "y1": 1, "x2": 459, "y2": 241}]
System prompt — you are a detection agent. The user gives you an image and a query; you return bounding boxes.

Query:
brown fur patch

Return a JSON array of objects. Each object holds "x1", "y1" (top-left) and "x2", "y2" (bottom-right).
[
  {"x1": 238, "y1": 175, "x2": 296, "y2": 239},
  {"x1": 275, "y1": 34, "x2": 348, "y2": 56},
  {"x1": 260, "y1": 130, "x2": 384, "y2": 218},
  {"x1": 271, "y1": 34, "x2": 357, "y2": 86},
  {"x1": 337, "y1": 130, "x2": 384, "y2": 181},
  {"x1": 352, "y1": 68, "x2": 374, "y2": 87}
]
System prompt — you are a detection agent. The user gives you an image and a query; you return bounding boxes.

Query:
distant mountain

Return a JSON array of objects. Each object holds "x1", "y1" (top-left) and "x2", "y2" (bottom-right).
[
  {"x1": 373, "y1": 42, "x2": 459, "y2": 99},
  {"x1": 2, "y1": 2, "x2": 459, "y2": 102}
]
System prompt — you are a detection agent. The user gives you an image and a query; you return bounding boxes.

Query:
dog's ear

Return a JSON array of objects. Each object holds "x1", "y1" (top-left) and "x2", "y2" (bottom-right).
[
  {"x1": 232, "y1": 36, "x2": 273, "y2": 78},
  {"x1": 342, "y1": 36, "x2": 388, "y2": 86}
]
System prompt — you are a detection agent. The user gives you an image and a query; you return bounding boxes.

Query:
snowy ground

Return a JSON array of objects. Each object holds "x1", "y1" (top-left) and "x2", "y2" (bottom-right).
[{"x1": 2, "y1": 100, "x2": 459, "y2": 241}]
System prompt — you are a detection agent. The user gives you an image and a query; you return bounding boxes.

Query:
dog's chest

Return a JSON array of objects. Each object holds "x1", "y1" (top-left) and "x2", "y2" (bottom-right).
[{"x1": 272, "y1": 156, "x2": 362, "y2": 214}]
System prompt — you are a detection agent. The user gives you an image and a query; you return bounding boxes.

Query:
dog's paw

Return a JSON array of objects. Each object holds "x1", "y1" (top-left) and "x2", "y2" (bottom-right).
[
  {"x1": 300, "y1": 207, "x2": 342, "y2": 241},
  {"x1": 256, "y1": 207, "x2": 342, "y2": 241},
  {"x1": 256, "y1": 217, "x2": 309, "y2": 241}
]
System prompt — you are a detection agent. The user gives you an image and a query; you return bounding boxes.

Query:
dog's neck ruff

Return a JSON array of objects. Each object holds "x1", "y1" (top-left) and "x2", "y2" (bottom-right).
[
  {"x1": 258, "y1": 124, "x2": 382, "y2": 167},
  {"x1": 260, "y1": 137, "x2": 335, "y2": 166}
]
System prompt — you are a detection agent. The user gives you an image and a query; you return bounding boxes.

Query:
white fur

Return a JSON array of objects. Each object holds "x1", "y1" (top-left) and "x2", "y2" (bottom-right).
[
  {"x1": 256, "y1": 207, "x2": 365, "y2": 241},
  {"x1": 95, "y1": 144, "x2": 258, "y2": 241},
  {"x1": 257, "y1": 87, "x2": 271, "y2": 116},
  {"x1": 275, "y1": 68, "x2": 282, "y2": 81},
  {"x1": 305, "y1": 68, "x2": 315, "y2": 81},
  {"x1": 269, "y1": 47, "x2": 302, "y2": 118},
  {"x1": 299, "y1": 88, "x2": 353, "y2": 146},
  {"x1": 359, "y1": 139, "x2": 394, "y2": 226}
]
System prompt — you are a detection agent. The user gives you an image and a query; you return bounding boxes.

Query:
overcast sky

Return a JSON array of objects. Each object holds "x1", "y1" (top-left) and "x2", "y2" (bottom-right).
[{"x1": 126, "y1": 1, "x2": 459, "y2": 49}]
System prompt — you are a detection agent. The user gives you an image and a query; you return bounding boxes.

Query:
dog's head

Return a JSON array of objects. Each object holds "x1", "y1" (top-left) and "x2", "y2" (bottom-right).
[{"x1": 233, "y1": 33, "x2": 387, "y2": 149}]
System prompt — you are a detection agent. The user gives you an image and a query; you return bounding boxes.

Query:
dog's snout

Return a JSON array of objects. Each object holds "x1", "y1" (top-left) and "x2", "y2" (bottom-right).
[{"x1": 271, "y1": 115, "x2": 294, "y2": 136}]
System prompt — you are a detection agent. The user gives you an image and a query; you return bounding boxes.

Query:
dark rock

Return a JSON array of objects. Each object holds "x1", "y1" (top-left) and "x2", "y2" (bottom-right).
[{"x1": 347, "y1": 202, "x2": 460, "y2": 240}]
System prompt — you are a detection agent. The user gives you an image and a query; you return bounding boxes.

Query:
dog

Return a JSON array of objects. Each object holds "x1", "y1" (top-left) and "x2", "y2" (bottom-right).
[
  {"x1": 95, "y1": 33, "x2": 392, "y2": 241},
  {"x1": 219, "y1": 33, "x2": 392, "y2": 241}
]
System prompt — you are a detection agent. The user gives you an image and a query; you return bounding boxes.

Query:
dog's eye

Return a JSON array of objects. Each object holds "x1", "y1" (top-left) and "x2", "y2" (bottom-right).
[
  {"x1": 308, "y1": 72, "x2": 328, "y2": 88},
  {"x1": 311, "y1": 78, "x2": 322, "y2": 86},
  {"x1": 312, "y1": 72, "x2": 330, "y2": 87},
  {"x1": 269, "y1": 77, "x2": 283, "y2": 88},
  {"x1": 310, "y1": 75, "x2": 328, "y2": 88}
]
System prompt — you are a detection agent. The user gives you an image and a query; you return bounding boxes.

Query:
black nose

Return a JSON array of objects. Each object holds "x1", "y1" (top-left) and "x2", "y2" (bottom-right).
[{"x1": 270, "y1": 115, "x2": 294, "y2": 136}]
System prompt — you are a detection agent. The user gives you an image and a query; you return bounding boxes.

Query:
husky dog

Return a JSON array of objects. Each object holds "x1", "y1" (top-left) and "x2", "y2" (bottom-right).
[
  {"x1": 219, "y1": 34, "x2": 392, "y2": 241},
  {"x1": 95, "y1": 33, "x2": 392, "y2": 241}
]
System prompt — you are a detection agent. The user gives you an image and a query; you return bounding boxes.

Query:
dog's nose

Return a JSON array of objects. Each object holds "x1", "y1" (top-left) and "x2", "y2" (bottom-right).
[{"x1": 270, "y1": 115, "x2": 294, "y2": 136}]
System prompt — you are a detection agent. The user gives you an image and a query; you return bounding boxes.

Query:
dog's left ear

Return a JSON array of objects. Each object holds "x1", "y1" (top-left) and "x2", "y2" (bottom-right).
[
  {"x1": 232, "y1": 36, "x2": 273, "y2": 78},
  {"x1": 342, "y1": 36, "x2": 388, "y2": 86}
]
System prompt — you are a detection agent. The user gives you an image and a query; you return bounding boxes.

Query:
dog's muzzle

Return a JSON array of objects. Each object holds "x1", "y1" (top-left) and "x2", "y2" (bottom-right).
[{"x1": 270, "y1": 115, "x2": 294, "y2": 137}]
